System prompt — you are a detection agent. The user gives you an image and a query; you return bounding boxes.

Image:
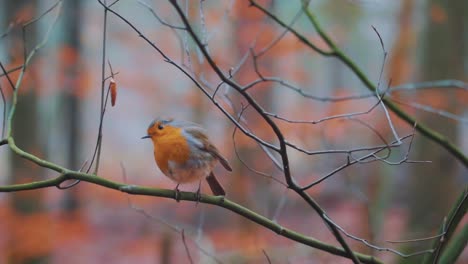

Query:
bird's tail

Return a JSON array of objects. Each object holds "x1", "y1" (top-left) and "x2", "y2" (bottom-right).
[{"x1": 206, "y1": 172, "x2": 226, "y2": 196}]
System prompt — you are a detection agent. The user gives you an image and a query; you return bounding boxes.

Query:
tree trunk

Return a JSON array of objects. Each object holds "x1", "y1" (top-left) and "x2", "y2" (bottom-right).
[
  {"x1": 4, "y1": 1, "x2": 48, "y2": 263},
  {"x1": 402, "y1": 1, "x2": 467, "y2": 262},
  {"x1": 59, "y1": 0, "x2": 82, "y2": 212}
]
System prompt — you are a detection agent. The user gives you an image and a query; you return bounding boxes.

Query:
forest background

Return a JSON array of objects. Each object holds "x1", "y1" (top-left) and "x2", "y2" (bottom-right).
[{"x1": 0, "y1": 0, "x2": 466, "y2": 263}]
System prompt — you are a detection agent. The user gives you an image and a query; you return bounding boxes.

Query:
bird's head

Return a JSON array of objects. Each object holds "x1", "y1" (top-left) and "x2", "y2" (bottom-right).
[{"x1": 141, "y1": 117, "x2": 176, "y2": 141}]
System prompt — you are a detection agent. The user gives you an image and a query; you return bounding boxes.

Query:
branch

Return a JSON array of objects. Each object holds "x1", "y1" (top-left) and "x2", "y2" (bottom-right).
[
  {"x1": 90, "y1": 0, "x2": 110, "y2": 174},
  {"x1": 324, "y1": 214, "x2": 435, "y2": 258},
  {"x1": 244, "y1": 77, "x2": 468, "y2": 103},
  {"x1": 391, "y1": 79, "x2": 468, "y2": 92},
  {"x1": 438, "y1": 224, "x2": 468, "y2": 264},
  {"x1": 0, "y1": 172, "x2": 383, "y2": 264},
  {"x1": 137, "y1": 0, "x2": 185, "y2": 30},
  {"x1": 423, "y1": 188, "x2": 468, "y2": 264},
  {"x1": 390, "y1": 97, "x2": 468, "y2": 123},
  {"x1": 0, "y1": 64, "x2": 23, "y2": 78},
  {"x1": 249, "y1": 0, "x2": 468, "y2": 168},
  {"x1": 0, "y1": 62, "x2": 16, "y2": 91},
  {"x1": 166, "y1": 1, "x2": 362, "y2": 262},
  {"x1": 0, "y1": 82, "x2": 5, "y2": 138},
  {"x1": 95, "y1": 1, "x2": 363, "y2": 262},
  {"x1": 301, "y1": 134, "x2": 413, "y2": 190},
  {"x1": 248, "y1": 0, "x2": 332, "y2": 56},
  {"x1": 265, "y1": 81, "x2": 390, "y2": 125},
  {"x1": 95, "y1": 0, "x2": 277, "y2": 153}
]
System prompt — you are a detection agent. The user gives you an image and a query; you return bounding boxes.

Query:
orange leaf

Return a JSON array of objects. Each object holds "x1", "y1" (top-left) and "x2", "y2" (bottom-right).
[{"x1": 109, "y1": 78, "x2": 117, "y2": 106}]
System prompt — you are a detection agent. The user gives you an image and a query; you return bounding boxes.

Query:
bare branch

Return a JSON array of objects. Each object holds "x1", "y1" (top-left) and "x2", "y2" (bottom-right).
[
  {"x1": 181, "y1": 229, "x2": 195, "y2": 264},
  {"x1": 93, "y1": 0, "x2": 109, "y2": 174},
  {"x1": 120, "y1": 162, "x2": 223, "y2": 264},
  {"x1": 0, "y1": 82, "x2": 5, "y2": 138},
  {"x1": 138, "y1": 0, "x2": 185, "y2": 30},
  {"x1": 232, "y1": 104, "x2": 286, "y2": 186},
  {"x1": 0, "y1": 22, "x2": 14, "y2": 39},
  {"x1": 251, "y1": 0, "x2": 468, "y2": 166},
  {"x1": 0, "y1": 61, "x2": 17, "y2": 91},
  {"x1": 255, "y1": 6, "x2": 304, "y2": 57},
  {"x1": 324, "y1": 214, "x2": 435, "y2": 258},
  {"x1": 390, "y1": 97, "x2": 468, "y2": 124},
  {"x1": 391, "y1": 79, "x2": 468, "y2": 92},
  {"x1": 386, "y1": 232, "x2": 446, "y2": 244},
  {"x1": 248, "y1": 0, "x2": 333, "y2": 56},
  {"x1": 371, "y1": 25, "x2": 400, "y2": 143},
  {"x1": 426, "y1": 189, "x2": 468, "y2": 264},
  {"x1": 301, "y1": 134, "x2": 413, "y2": 190},
  {"x1": 0, "y1": 170, "x2": 382, "y2": 264},
  {"x1": 262, "y1": 249, "x2": 272, "y2": 264}
]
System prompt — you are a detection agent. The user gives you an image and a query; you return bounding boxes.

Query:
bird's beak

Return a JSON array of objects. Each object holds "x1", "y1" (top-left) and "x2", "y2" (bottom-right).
[{"x1": 141, "y1": 135, "x2": 151, "y2": 139}]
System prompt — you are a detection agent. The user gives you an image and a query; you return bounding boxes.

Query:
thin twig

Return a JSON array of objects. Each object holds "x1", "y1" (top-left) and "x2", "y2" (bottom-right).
[
  {"x1": 232, "y1": 104, "x2": 286, "y2": 186},
  {"x1": 199, "y1": 0, "x2": 208, "y2": 50},
  {"x1": 97, "y1": 0, "x2": 278, "y2": 153},
  {"x1": 271, "y1": 188, "x2": 288, "y2": 222},
  {"x1": 266, "y1": 83, "x2": 391, "y2": 125},
  {"x1": 0, "y1": 65, "x2": 23, "y2": 78},
  {"x1": 251, "y1": 0, "x2": 468, "y2": 166},
  {"x1": 108, "y1": 0, "x2": 121, "y2": 8},
  {"x1": 371, "y1": 25, "x2": 400, "y2": 143},
  {"x1": 262, "y1": 249, "x2": 272, "y2": 264},
  {"x1": 0, "y1": 82, "x2": 5, "y2": 138},
  {"x1": 0, "y1": 61, "x2": 16, "y2": 91},
  {"x1": 119, "y1": 162, "x2": 222, "y2": 264},
  {"x1": 1, "y1": 170, "x2": 382, "y2": 264},
  {"x1": 89, "y1": 0, "x2": 109, "y2": 174},
  {"x1": 101, "y1": 1, "x2": 369, "y2": 262},
  {"x1": 56, "y1": 160, "x2": 88, "y2": 190},
  {"x1": 0, "y1": 22, "x2": 14, "y2": 39},
  {"x1": 181, "y1": 229, "x2": 195, "y2": 264},
  {"x1": 250, "y1": 48, "x2": 265, "y2": 80},
  {"x1": 5, "y1": 1, "x2": 62, "y2": 140},
  {"x1": 24, "y1": 0, "x2": 62, "y2": 27},
  {"x1": 390, "y1": 97, "x2": 468, "y2": 123},
  {"x1": 243, "y1": 77, "x2": 468, "y2": 103},
  {"x1": 137, "y1": 0, "x2": 185, "y2": 30},
  {"x1": 391, "y1": 79, "x2": 468, "y2": 92},
  {"x1": 386, "y1": 232, "x2": 446, "y2": 244},
  {"x1": 256, "y1": 7, "x2": 304, "y2": 58},
  {"x1": 169, "y1": 2, "x2": 362, "y2": 262},
  {"x1": 301, "y1": 134, "x2": 413, "y2": 190},
  {"x1": 427, "y1": 189, "x2": 468, "y2": 264},
  {"x1": 248, "y1": 0, "x2": 333, "y2": 56},
  {"x1": 323, "y1": 214, "x2": 435, "y2": 258}
]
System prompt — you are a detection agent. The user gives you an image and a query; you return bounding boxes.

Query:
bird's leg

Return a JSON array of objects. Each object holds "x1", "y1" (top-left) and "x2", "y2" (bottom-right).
[
  {"x1": 195, "y1": 180, "x2": 202, "y2": 206},
  {"x1": 174, "y1": 183, "x2": 180, "y2": 202}
]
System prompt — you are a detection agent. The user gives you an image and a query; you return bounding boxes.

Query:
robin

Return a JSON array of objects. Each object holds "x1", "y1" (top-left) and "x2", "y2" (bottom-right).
[{"x1": 142, "y1": 118, "x2": 231, "y2": 198}]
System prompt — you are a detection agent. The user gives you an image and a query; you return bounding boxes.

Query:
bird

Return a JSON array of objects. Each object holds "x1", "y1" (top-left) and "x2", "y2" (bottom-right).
[{"x1": 142, "y1": 118, "x2": 231, "y2": 199}]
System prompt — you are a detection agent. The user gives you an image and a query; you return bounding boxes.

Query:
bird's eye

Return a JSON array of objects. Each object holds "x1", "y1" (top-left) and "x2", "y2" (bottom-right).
[{"x1": 158, "y1": 124, "x2": 164, "y2": 130}]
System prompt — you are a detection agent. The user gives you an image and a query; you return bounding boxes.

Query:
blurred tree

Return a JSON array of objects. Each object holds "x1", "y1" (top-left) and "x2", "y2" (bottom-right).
[
  {"x1": 160, "y1": 231, "x2": 174, "y2": 264},
  {"x1": 4, "y1": 0, "x2": 49, "y2": 263},
  {"x1": 403, "y1": 0, "x2": 467, "y2": 262},
  {"x1": 229, "y1": 1, "x2": 278, "y2": 256},
  {"x1": 58, "y1": 0, "x2": 82, "y2": 212}
]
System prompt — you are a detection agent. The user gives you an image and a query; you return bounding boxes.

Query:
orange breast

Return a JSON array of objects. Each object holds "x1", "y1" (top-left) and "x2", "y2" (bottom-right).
[{"x1": 152, "y1": 127, "x2": 191, "y2": 175}]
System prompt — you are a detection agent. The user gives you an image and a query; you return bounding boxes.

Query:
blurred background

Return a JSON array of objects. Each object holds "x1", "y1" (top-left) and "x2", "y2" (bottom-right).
[{"x1": 0, "y1": 0, "x2": 466, "y2": 263}]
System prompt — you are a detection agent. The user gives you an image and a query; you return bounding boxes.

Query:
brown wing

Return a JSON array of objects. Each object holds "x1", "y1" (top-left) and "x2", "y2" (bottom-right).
[{"x1": 187, "y1": 128, "x2": 232, "y2": 172}]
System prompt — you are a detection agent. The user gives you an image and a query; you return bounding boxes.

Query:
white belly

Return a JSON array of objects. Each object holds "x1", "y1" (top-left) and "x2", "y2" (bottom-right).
[{"x1": 165, "y1": 159, "x2": 215, "y2": 183}]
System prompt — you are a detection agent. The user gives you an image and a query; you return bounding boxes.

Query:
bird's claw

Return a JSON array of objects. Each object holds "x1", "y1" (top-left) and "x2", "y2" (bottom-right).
[
  {"x1": 195, "y1": 181, "x2": 202, "y2": 206},
  {"x1": 174, "y1": 184, "x2": 181, "y2": 202}
]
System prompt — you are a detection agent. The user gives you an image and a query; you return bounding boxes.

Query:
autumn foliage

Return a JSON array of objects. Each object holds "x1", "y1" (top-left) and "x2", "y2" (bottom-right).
[{"x1": 0, "y1": 1, "x2": 466, "y2": 264}]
